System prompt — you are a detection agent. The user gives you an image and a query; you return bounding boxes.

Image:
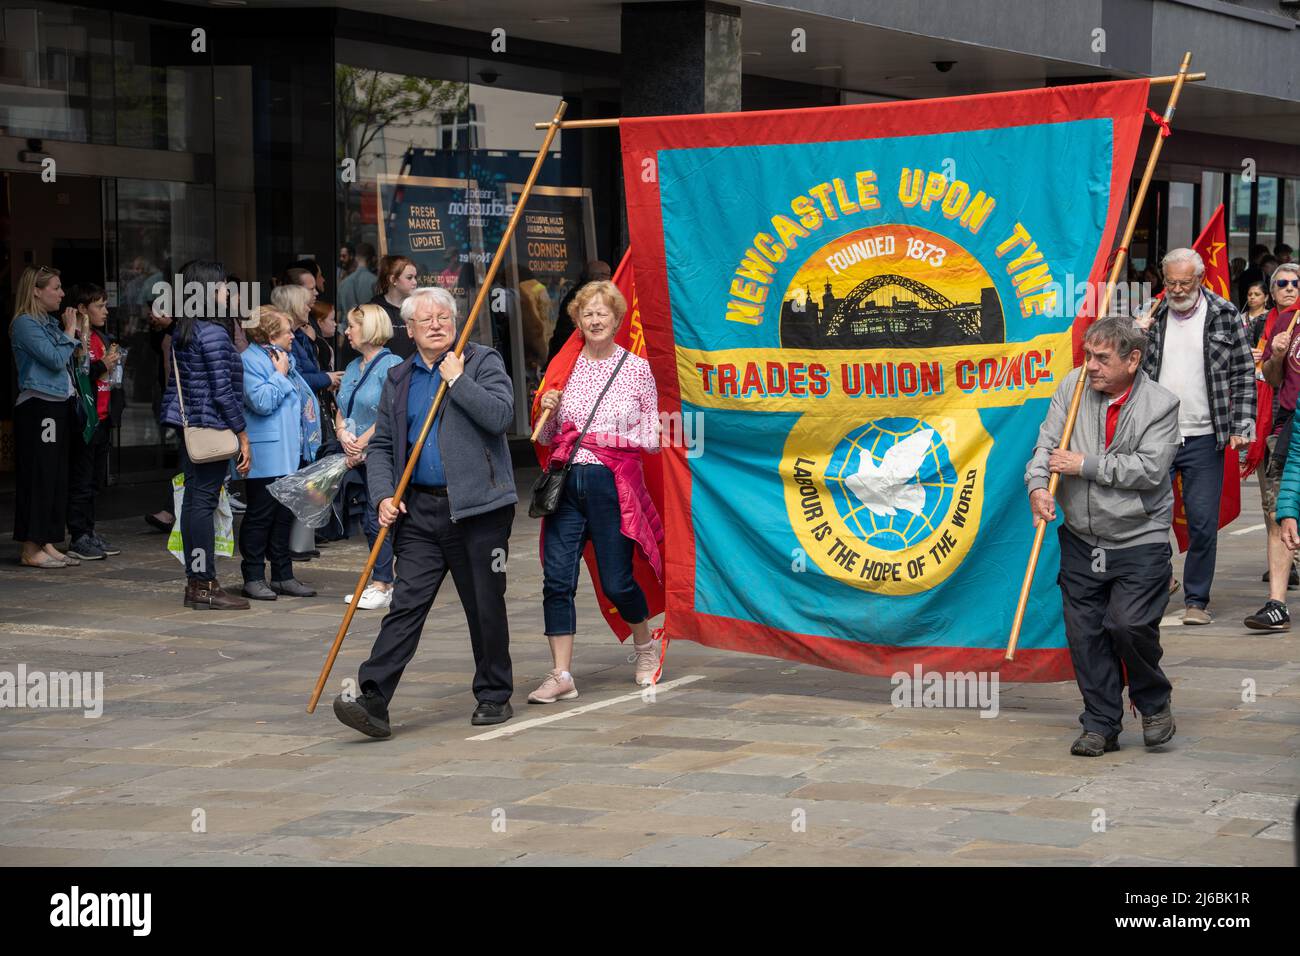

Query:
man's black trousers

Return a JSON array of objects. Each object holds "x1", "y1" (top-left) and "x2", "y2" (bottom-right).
[
  {"x1": 359, "y1": 489, "x2": 514, "y2": 706},
  {"x1": 1057, "y1": 526, "x2": 1173, "y2": 739}
]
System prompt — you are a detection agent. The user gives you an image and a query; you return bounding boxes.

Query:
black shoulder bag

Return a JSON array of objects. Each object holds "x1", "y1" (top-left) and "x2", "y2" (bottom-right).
[{"x1": 529, "y1": 349, "x2": 630, "y2": 519}]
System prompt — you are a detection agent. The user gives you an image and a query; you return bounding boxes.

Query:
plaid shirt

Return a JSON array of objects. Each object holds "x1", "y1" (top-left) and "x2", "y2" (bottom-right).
[{"x1": 1140, "y1": 288, "x2": 1256, "y2": 451}]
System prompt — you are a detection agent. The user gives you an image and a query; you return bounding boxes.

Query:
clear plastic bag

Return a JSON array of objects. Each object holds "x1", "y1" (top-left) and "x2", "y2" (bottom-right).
[{"x1": 269, "y1": 453, "x2": 351, "y2": 529}]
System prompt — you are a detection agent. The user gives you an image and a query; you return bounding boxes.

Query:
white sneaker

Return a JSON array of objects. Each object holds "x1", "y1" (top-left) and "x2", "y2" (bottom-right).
[{"x1": 344, "y1": 584, "x2": 393, "y2": 610}]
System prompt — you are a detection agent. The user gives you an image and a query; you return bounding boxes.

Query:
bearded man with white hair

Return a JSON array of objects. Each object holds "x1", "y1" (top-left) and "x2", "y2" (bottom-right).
[{"x1": 1134, "y1": 247, "x2": 1255, "y2": 624}]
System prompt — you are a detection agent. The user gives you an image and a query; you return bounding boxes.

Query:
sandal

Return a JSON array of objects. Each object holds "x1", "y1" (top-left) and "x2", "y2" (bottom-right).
[{"x1": 21, "y1": 554, "x2": 67, "y2": 569}]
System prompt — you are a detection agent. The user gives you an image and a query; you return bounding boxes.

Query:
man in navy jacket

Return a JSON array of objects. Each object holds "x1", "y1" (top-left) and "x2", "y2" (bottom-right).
[{"x1": 334, "y1": 287, "x2": 517, "y2": 735}]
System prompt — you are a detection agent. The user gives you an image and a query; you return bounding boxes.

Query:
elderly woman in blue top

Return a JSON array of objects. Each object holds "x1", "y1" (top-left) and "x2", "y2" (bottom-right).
[
  {"x1": 160, "y1": 260, "x2": 253, "y2": 610},
  {"x1": 271, "y1": 283, "x2": 342, "y2": 395},
  {"x1": 9, "y1": 265, "x2": 81, "y2": 568},
  {"x1": 336, "y1": 303, "x2": 404, "y2": 609},
  {"x1": 238, "y1": 305, "x2": 321, "y2": 601}
]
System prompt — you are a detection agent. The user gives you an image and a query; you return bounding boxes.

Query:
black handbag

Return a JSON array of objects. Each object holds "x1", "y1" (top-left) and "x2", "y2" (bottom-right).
[{"x1": 529, "y1": 350, "x2": 630, "y2": 519}]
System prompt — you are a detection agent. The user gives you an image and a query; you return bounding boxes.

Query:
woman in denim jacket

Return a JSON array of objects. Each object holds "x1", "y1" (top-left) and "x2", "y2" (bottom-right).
[{"x1": 9, "y1": 265, "x2": 80, "y2": 568}]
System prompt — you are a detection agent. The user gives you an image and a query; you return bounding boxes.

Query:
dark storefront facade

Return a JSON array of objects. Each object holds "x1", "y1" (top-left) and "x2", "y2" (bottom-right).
[{"x1": 4, "y1": 0, "x2": 1300, "y2": 480}]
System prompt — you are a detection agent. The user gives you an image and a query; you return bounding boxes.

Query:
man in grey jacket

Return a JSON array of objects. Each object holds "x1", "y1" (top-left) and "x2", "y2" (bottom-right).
[
  {"x1": 1025, "y1": 317, "x2": 1181, "y2": 757},
  {"x1": 334, "y1": 287, "x2": 517, "y2": 736}
]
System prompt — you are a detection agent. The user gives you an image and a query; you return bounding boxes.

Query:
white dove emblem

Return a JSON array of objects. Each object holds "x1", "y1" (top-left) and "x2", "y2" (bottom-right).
[{"x1": 845, "y1": 428, "x2": 935, "y2": 517}]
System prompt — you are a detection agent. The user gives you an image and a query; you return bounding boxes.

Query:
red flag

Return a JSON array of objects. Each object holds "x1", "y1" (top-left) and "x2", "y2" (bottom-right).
[
  {"x1": 1170, "y1": 204, "x2": 1240, "y2": 552},
  {"x1": 531, "y1": 251, "x2": 666, "y2": 640},
  {"x1": 1241, "y1": 309, "x2": 1278, "y2": 479}
]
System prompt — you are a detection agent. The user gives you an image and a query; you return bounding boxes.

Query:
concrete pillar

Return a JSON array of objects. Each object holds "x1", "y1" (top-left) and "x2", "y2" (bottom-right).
[{"x1": 620, "y1": 1, "x2": 742, "y2": 117}]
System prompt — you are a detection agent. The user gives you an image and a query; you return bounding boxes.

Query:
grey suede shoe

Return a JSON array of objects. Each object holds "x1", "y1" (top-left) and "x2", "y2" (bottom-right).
[
  {"x1": 242, "y1": 580, "x2": 277, "y2": 601},
  {"x1": 271, "y1": 578, "x2": 316, "y2": 597},
  {"x1": 1070, "y1": 731, "x2": 1119, "y2": 757},
  {"x1": 1142, "y1": 703, "x2": 1176, "y2": 747}
]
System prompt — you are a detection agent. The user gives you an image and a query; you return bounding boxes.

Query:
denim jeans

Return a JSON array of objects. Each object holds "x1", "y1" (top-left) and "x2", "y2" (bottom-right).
[
  {"x1": 542, "y1": 463, "x2": 648, "y2": 636},
  {"x1": 181, "y1": 456, "x2": 228, "y2": 582},
  {"x1": 1170, "y1": 433, "x2": 1224, "y2": 609},
  {"x1": 358, "y1": 463, "x2": 394, "y2": 584}
]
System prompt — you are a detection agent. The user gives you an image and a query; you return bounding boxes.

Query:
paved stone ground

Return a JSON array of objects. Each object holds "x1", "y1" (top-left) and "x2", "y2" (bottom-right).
[{"x1": 0, "y1": 469, "x2": 1296, "y2": 867}]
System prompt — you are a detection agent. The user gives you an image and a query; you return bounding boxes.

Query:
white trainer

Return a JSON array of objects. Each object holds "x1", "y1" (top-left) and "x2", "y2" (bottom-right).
[{"x1": 345, "y1": 584, "x2": 393, "y2": 610}]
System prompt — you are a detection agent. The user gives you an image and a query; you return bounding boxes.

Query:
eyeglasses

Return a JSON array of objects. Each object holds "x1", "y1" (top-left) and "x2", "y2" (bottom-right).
[
  {"x1": 1275, "y1": 279, "x2": 1299, "y2": 290},
  {"x1": 1164, "y1": 278, "x2": 1200, "y2": 290},
  {"x1": 409, "y1": 313, "x2": 454, "y2": 328}
]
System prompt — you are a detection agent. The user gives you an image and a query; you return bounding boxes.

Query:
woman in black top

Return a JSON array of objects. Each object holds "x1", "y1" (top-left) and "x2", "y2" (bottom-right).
[
  {"x1": 370, "y1": 255, "x2": 417, "y2": 358},
  {"x1": 1243, "y1": 280, "x2": 1271, "y2": 351},
  {"x1": 310, "y1": 299, "x2": 339, "y2": 440}
]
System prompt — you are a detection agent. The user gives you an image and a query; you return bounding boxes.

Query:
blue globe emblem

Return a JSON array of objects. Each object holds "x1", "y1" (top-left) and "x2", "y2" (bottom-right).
[{"x1": 825, "y1": 417, "x2": 957, "y2": 552}]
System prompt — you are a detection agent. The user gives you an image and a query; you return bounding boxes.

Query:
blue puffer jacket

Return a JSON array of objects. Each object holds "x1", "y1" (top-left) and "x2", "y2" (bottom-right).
[
  {"x1": 160, "y1": 320, "x2": 246, "y2": 434},
  {"x1": 292, "y1": 328, "x2": 331, "y2": 391}
]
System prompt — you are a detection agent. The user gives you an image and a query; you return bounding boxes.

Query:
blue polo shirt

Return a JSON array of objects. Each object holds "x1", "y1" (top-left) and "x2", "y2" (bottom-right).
[{"x1": 407, "y1": 352, "x2": 446, "y2": 486}]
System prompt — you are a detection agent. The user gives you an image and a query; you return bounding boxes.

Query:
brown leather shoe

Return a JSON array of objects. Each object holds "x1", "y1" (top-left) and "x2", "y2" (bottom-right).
[{"x1": 184, "y1": 579, "x2": 250, "y2": 610}]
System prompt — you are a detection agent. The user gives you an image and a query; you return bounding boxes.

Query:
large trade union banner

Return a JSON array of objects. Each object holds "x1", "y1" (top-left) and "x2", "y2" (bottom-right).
[{"x1": 620, "y1": 80, "x2": 1150, "y2": 681}]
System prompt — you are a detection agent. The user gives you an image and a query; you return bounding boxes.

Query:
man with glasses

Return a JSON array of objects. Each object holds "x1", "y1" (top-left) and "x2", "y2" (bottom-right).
[
  {"x1": 333, "y1": 286, "x2": 518, "y2": 735},
  {"x1": 1134, "y1": 248, "x2": 1255, "y2": 625},
  {"x1": 1248, "y1": 263, "x2": 1300, "y2": 630}
]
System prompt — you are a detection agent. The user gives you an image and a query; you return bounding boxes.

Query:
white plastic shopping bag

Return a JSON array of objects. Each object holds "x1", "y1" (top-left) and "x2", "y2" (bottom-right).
[{"x1": 167, "y1": 472, "x2": 235, "y2": 565}]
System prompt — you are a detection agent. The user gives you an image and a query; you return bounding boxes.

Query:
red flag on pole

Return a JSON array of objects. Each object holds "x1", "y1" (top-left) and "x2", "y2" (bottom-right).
[
  {"x1": 531, "y1": 251, "x2": 667, "y2": 639},
  {"x1": 1171, "y1": 204, "x2": 1241, "y2": 552}
]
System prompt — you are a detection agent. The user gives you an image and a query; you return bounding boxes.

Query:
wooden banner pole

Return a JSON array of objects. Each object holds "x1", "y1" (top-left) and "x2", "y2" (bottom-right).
[
  {"x1": 533, "y1": 72, "x2": 1206, "y2": 130},
  {"x1": 307, "y1": 98, "x2": 569, "y2": 713},
  {"x1": 1004, "y1": 53, "x2": 1195, "y2": 661}
]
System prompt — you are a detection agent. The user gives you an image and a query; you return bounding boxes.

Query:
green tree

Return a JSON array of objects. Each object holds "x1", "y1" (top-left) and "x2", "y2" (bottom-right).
[{"x1": 336, "y1": 66, "x2": 468, "y2": 239}]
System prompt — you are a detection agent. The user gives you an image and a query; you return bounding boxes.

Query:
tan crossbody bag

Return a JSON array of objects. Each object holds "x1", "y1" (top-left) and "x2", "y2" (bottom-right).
[{"x1": 174, "y1": 356, "x2": 239, "y2": 463}]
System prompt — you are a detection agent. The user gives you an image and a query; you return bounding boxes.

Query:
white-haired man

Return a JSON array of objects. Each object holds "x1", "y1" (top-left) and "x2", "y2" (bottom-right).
[
  {"x1": 1134, "y1": 247, "x2": 1255, "y2": 624},
  {"x1": 334, "y1": 287, "x2": 517, "y2": 734}
]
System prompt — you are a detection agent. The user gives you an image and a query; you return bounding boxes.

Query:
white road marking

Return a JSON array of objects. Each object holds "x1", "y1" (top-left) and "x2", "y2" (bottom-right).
[
  {"x1": 1230, "y1": 523, "x2": 1266, "y2": 536},
  {"x1": 467, "y1": 674, "x2": 707, "y2": 740},
  {"x1": 1159, "y1": 615, "x2": 1184, "y2": 627}
]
